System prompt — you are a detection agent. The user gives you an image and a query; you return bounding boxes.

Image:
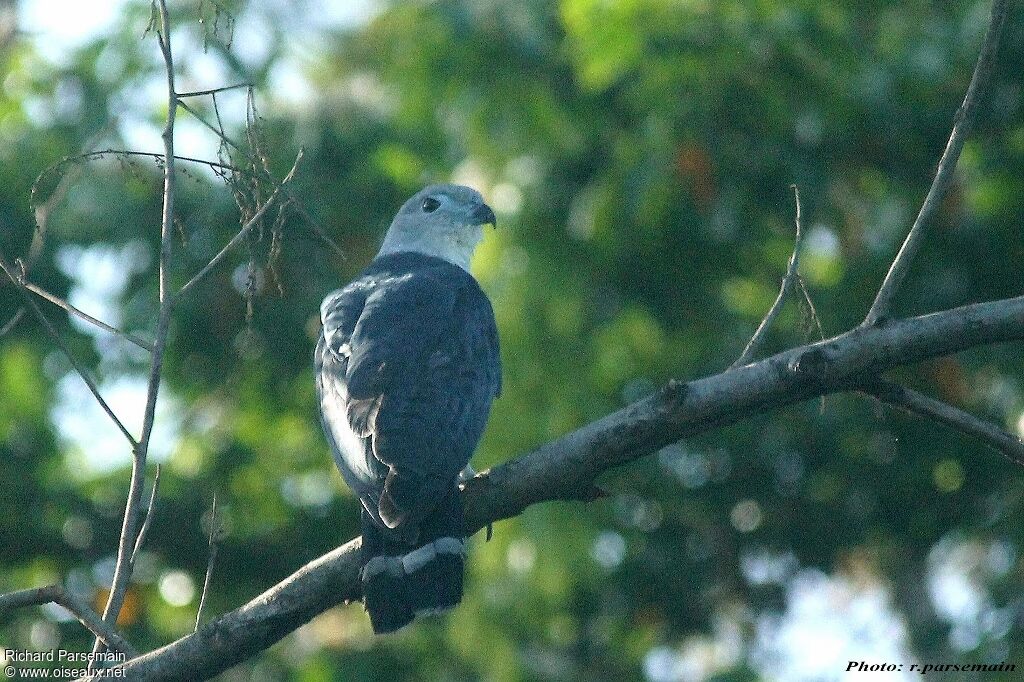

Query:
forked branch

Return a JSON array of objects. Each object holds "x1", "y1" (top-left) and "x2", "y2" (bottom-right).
[
  {"x1": 0, "y1": 251, "x2": 138, "y2": 447},
  {"x1": 732, "y1": 185, "x2": 819, "y2": 368}
]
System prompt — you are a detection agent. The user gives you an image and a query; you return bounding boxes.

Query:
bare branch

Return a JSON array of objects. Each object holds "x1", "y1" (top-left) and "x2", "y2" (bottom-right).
[
  {"x1": 0, "y1": 307, "x2": 25, "y2": 338},
  {"x1": 33, "y1": 149, "x2": 246, "y2": 179},
  {"x1": 91, "y1": 294, "x2": 1024, "y2": 681},
  {"x1": 176, "y1": 99, "x2": 345, "y2": 258},
  {"x1": 19, "y1": 278, "x2": 155, "y2": 352},
  {"x1": 0, "y1": 252, "x2": 138, "y2": 447},
  {"x1": 175, "y1": 148, "x2": 304, "y2": 300},
  {"x1": 27, "y1": 125, "x2": 112, "y2": 275},
  {"x1": 98, "y1": 149, "x2": 243, "y2": 174},
  {"x1": 859, "y1": 378, "x2": 1024, "y2": 467},
  {"x1": 194, "y1": 494, "x2": 221, "y2": 633},
  {"x1": 796, "y1": 276, "x2": 824, "y2": 344},
  {"x1": 94, "y1": 0, "x2": 179, "y2": 654},
  {"x1": 177, "y1": 82, "x2": 253, "y2": 98},
  {"x1": 4, "y1": 128, "x2": 114, "y2": 344},
  {"x1": 290, "y1": 199, "x2": 347, "y2": 259},
  {"x1": 131, "y1": 464, "x2": 162, "y2": 564},
  {"x1": 0, "y1": 584, "x2": 138, "y2": 657},
  {"x1": 732, "y1": 185, "x2": 809, "y2": 368},
  {"x1": 863, "y1": 0, "x2": 1009, "y2": 326},
  {"x1": 178, "y1": 99, "x2": 245, "y2": 152}
]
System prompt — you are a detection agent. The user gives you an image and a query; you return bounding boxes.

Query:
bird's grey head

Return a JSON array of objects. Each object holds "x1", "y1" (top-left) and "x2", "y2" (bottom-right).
[{"x1": 378, "y1": 183, "x2": 496, "y2": 272}]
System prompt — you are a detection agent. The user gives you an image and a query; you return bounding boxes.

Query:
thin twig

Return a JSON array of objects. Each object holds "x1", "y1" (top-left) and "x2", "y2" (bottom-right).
[
  {"x1": 0, "y1": 584, "x2": 139, "y2": 657},
  {"x1": 796, "y1": 277, "x2": 824, "y2": 344},
  {"x1": 175, "y1": 148, "x2": 304, "y2": 300},
  {"x1": 27, "y1": 125, "x2": 112, "y2": 275},
  {"x1": 95, "y1": 148, "x2": 244, "y2": 174},
  {"x1": 177, "y1": 82, "x2": 253, "y2": 98},
  {"x1": 291, "y1": 198, "x2": 347, "y2": 259},
  {"x1": 178, "y1": 98, "x2": 345, "y2": 258},
  {"x1": 178, "y1": 99, "x2": 245, "y2": 152},
  {"x1": 863, "y1": 0, "x2": 1009, "y2": 326},
  {"x1": 859, "y1": 378, "x2": 1024, "y2": 467},
  {"x1": 732, "y1": 185, "x2": 808, "y2": 368},
  {"x1": 19, "y1": 279, "x2": 155, "y2": 352},
  {"x1": 94, "y1": 0, "x2": 179, "y2": 658},
  {"x1": 131, "y1": 464, "x2": 162, "y2": 564},
  {"x1": 0, "y1": 307, "x2": 25, "y2": 337},
  {"x1": 0, "y1": 252, "x2": 138, "y2": 447},
  {"x1": 33, "y1": 149, "x2": 245, "y2": 184},
  {"x1": 194, "y1": 494, "x2": 221, "y2": 633}
]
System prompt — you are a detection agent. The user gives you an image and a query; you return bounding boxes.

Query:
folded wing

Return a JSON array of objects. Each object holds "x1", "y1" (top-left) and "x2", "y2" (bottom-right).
[{"x1": 316, "y1": 254, "x2": 501, "y2": 531}]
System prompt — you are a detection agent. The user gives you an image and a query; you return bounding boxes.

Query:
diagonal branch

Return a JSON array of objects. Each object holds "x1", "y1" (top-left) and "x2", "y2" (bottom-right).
[
  {"x1": 178, "y1": 99, "x2": 245, "y2": 152},
  {"x1": 732, "y1": 184, "x2": 813, "y2": 368},
  {"x1": 0, "y1": 584, "x2": 138, "y2": 657},
  {"x1": 863, "y1": 0, "x2": 1010, "y2": 326},
  {"x1": 858, "y1": 378, "x2": 1024, "y2": 466},
  {"x1": 290, "y1": 199, "x2": 347, "y2": 259},
  {"x1": 0, "y1": 252, "x2": 138, "y2": 447},
  {"x1": 19, "y1": 278, "x2": 155, "y2": 352},
  {"x1": 175, "y1": 149, "x2": 304, "y2": 300},
  {"x1": 177, "y1": 99, "x2": 345, "y2": 259},
  {"x1": 177, "y1": 82, "x2": 253, "y2": 98},
  {"x1": 0, "y1": 306, "x2": 25, "y2": 338},
  {"x1": 87, "y1": 294, "x2": 1024, "y2": 681}
]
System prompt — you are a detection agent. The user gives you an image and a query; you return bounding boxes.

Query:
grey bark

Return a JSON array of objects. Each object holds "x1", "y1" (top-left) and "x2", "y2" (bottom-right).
[{"x1": 86, "y1": 294, "x2": 1024, "y2": 681}]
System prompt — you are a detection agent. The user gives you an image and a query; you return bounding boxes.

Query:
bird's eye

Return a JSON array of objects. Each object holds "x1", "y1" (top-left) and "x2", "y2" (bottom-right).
[{"x1": 422, "y1": 197, "x2": 441, "y2": 213}]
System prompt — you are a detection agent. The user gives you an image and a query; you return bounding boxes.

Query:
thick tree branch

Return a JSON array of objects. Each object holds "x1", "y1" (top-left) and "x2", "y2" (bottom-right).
[
  {"x1": 87, "y1": 295, "x2": 1024, "y2": 681},
  {"x1": 858, "y1": 378, "x2": 1024, "y2": 466},
  {"x1": 863, "y1": 0, "x2": 1009, "y2": 325}
]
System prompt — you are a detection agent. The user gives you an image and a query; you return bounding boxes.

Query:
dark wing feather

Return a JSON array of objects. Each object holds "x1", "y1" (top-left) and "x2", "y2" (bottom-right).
[
  {"x1": 347, "y1": 395, "x2": 382, "y2": 438},
  {"x1": 316, "y1": 254, "x2": 501, "y2": 532},
  {"x1": 345, "y1": 273, "x2": 458, "y2": 400}
]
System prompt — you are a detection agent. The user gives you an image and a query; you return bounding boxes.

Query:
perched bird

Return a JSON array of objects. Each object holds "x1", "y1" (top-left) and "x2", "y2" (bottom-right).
[{"x1": 315, "y1": 184, "x2": 501, "y2": 633}]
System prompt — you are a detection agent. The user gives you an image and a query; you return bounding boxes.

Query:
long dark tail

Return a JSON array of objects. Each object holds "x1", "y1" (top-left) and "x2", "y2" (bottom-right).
[{"x1": 360, "y1": 490, "x2": 466, "y2": 634}]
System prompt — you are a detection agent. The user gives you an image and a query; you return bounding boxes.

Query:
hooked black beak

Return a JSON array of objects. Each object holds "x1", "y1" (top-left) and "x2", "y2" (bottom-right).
[{"x1": 470, "y1": 202, "x2": 497, "y2": 227}]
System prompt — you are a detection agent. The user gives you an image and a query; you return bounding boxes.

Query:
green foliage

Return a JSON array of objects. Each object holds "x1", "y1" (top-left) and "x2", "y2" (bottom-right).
[{"x1": 1, "y1": 0, "x2": 1023, "y2": 679}]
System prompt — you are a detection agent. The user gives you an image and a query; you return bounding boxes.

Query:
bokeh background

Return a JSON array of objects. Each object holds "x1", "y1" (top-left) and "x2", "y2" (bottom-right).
[{"x1": 1, "y1": 0, "x2": 1024, "y2": 680}]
